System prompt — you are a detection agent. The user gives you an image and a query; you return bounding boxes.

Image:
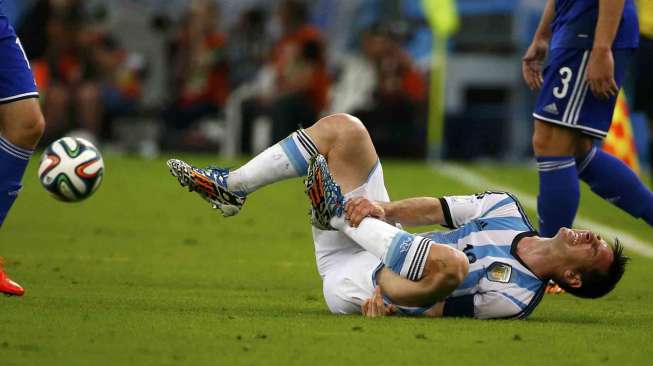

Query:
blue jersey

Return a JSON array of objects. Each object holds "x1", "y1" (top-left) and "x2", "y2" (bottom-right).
[
  {"x1": 551, "y1": 0, "x2": 639, "y2": 49},
  {"x1": 387, "y1": 192, "x2": 547, "y2": 319}
]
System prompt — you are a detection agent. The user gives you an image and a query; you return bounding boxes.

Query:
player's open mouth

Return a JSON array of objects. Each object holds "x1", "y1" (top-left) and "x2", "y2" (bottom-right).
[{"x1": 568, "y1": 230, "x2": 594, "y2": 246}]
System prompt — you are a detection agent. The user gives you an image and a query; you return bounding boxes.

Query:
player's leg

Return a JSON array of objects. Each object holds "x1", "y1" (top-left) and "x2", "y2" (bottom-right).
[
  {"x1": 0, "y1": 90, "x2": 44, "y2": 226},
  {"x1": 569, "y1": 49, "x2": 653, "y2": 225},
  {"x1": 167, "y1": 113, "x2": 378, "y2": 215},
  {"x1": 531, "y1": 120, "x2": 582, "y2": 237},
  {"x1": 0, "y1": 23, "x2": 45, "y2": 295},
  {"x1": 576, "y1": 142, "x2": 653, "y2": 226},
  {"x1": 333, "y1": 214, "x2": 467, "y2": 288},
  {"x1": 307, "y1": 154, "x2": 467, "y2": 309},
  {"x1": 227, "y1": 112, "x2": 377, "y2": 195},
  {"x1": 327, "y1": 214, "x2": 467, "y2": 309},
  {"x1": 321, "y1": 243, "x2": 467, "y2": 313},
  {"x1": 530, "y1": 48, "x2": 597, "y2": 236},
  {"x1": 0, "y1": 99, "x2": 44, "y2": 297}
]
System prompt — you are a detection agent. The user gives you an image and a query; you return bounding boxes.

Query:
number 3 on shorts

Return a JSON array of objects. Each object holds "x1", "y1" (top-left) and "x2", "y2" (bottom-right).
[{"x1": 553, "y1": 67, "x2": 572, "y2": 99}]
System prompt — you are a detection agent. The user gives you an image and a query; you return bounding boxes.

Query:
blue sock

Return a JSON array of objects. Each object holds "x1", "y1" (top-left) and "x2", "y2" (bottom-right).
[
  {"x1": 536, "y1": 156, "x2": 580, "y2": 237},
  {"x1": 0, "y1": 136, "x2": 33, "y2": 227},
  {"x1": 577, "y1": 146, "x2": 653, "y2": 226}
]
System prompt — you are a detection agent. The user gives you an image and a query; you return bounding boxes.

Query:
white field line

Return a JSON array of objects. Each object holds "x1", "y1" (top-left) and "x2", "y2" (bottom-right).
[{"x1": 436, "y1": 163, "x2": 653, "y2": 258}]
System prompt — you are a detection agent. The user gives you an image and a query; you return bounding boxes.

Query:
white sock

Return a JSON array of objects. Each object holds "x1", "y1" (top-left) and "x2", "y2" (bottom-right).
[
  {"x1": 333, "y1": 217, "x2": 432, "y2": 281},
  {"x1": 228, "y1": 129, "x2": 319, "y2": 193}
]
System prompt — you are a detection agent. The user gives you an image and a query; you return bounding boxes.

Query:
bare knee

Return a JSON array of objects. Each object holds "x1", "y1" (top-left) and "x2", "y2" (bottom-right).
[
  {"x1": 324, "y1": 113, "x2": 367, "y2": 135},
  {"x1": 308, "y1": 113, "x2": 370, "y2": 151},
  {"x1": 532, "y1": 120, "x2": 578, "y2": 156},
  {"x1": 22, "y1": 111, "x2": 45, "y2": 146},
  {"x1": 1, "y1": 99, "x2": 45, "y2": 148}
]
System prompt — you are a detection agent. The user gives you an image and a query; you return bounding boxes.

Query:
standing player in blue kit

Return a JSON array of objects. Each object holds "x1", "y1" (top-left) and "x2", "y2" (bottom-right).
[
  {"x1": 522, "y1": 0, "x2": 653, "y2": 240},
  {"x1": 0, "y1": 4, "x2": 46, "y2": 296}
]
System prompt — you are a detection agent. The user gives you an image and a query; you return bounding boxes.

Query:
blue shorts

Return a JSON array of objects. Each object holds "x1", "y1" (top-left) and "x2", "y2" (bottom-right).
[
  {"x1": 0, "y1": 16, "x2": 38, "y2": 104},
  {"x1": 533, "y1": 48, "x2": 634, "y2": 139}
]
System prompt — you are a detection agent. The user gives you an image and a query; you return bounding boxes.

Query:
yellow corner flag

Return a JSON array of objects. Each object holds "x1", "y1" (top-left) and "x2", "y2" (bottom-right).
[
  {"x1": 603, "y1": 90, "x2": 641, "y2": 175},
  {"x1": 422, "y1": 0, "x2": 459, "y2": 157},
  {"x1": 422, "y1": 0, "x2": 460, "y2": 37}
]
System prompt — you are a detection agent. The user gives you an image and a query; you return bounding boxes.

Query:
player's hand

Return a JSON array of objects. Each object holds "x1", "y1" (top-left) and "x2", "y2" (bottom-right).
[
  {"x1": 522, "y1": 39, "x2": 549, "y2": 90},
  {"x1": 361, "y1": 287, "x2": 396, "y2": 318},
  {"x1": 587, "y1": 48, "x2": 619, "y2": 100},
  {"x1": 345, "y1": 197, "x2": 385, "y2": 227}
]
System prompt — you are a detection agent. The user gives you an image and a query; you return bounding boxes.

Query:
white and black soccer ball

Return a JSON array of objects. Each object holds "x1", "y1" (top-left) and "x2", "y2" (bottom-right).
[{"x1": 38, "y1": 137, "x2": 104, "y2": 202}]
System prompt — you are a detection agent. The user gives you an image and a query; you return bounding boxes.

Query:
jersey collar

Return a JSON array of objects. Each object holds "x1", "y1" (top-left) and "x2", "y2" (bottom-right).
[{"x1": 511, "y1": 231, "x2": 548, "y2": 281}]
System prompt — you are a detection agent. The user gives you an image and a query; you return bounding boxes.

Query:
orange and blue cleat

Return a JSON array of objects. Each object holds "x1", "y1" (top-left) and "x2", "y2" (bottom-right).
[{"x1": 166, "y1": 159, "x2": 246, "y2": 217}]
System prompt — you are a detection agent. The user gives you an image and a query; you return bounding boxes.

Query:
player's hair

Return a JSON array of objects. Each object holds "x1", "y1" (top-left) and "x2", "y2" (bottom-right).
[{"x1": 559, "y1": 238, "x2": 629, "y2": 299}]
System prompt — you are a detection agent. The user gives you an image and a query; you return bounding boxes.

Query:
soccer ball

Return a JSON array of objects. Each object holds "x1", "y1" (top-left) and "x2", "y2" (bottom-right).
[{"x1": 38, "y1": 137, "x2": 104, "y2": 202}]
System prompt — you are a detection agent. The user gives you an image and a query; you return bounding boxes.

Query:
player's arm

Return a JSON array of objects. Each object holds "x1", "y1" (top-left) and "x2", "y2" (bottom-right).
[
  {"x1": 346, "y1": 192, "x2": 514, "y2": 228},
  {"x1": 522, "y1": 0, "x2": 555, "y2": 90},
  {"x1": 345, "y1": 196, "x2": 446, "y2": 227},
  {"x1": 587, "y1": 0, "x2": 626, "y2": 99}
]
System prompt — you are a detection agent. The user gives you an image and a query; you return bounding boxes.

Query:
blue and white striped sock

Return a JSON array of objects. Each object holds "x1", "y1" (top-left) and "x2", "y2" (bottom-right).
[
  {"x1": 536, "y1": 156, "x2": 579, "y2": 237},
  {"x1": 0, "y1": 135, "x2": 34, "y2": 226},
  {"x1": 338, "y1": 217, "x2": 432, "y2": 281},
  {"x1": 228, "y1": 129, "x2": 319, "y2": 193}
]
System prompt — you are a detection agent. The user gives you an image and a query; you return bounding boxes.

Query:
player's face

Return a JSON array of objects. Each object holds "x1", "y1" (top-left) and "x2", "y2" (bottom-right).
[{"x1": 555, "y1": 228, "x2": 613, "y2": 272}]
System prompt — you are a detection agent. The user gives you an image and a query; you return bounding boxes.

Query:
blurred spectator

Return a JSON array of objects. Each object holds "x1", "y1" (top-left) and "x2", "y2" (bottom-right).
[
  {"x1": 91, "y1": 35, "x2": 146, "y2": 140},
  {"x1": 239, "y1": 0, "x2": 329, "y2": 154},
  {"x1": 633, "y1": 0, "x2": 653, "y2": 178},
  {"x1": 226, "y1": 7, "x2": 270, "y2": 90},
  {"x1": 162, "y1": 0, "x2": 229, "y2": 148},
  {"x1": 345, "y1": 24, "x2": 427, "y2": 158},
  {"x1": 311, "y1": 0, "x2": 365, "y2": 63},
  {"x1": 21, "y1": 0, "x2": 104, "y2": 142}
]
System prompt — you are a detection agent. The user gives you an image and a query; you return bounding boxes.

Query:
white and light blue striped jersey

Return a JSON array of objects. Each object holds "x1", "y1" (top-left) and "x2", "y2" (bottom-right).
[{"x1": 423, "y1": 192, "x2": 546, "y2": 320}]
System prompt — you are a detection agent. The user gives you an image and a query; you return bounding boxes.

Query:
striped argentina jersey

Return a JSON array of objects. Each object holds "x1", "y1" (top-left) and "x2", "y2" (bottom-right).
[{"x1": 424, "y1": 192, "x2": 547, "y2": 320}]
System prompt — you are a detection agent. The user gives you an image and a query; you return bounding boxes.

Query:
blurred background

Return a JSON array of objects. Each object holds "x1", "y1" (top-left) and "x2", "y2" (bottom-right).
[{"x1": 1, "y1": 0, "x2": 650, "y2": 173}]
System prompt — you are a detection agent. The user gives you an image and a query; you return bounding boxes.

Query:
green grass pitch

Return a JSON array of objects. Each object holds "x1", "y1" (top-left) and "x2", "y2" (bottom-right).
[{"x1": 1, "y1": 155, "x2": 652, "y2": 365}]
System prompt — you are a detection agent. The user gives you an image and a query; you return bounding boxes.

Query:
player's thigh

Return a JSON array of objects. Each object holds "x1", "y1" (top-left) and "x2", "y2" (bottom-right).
[
  {"x1": 322, "y1": 250, "x2": 379, "y2": 314},
  {"x1": 306, "y1": 113, "x2": 379, "y2": 194},
  {"x1": 313, "y1": 161, "x2": 390, "y2": 276}
]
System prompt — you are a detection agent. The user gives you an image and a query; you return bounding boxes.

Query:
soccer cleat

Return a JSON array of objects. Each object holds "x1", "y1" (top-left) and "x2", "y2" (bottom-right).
[
  {"x1": 305, "y1": 154, "x2": 345, "y2": 230},
  {"x1": 166, "y1": 159, "x2": 246, "y2": 217},
  {"x1": 0, "y1": 258, "x2": 24, "y2": 296}
]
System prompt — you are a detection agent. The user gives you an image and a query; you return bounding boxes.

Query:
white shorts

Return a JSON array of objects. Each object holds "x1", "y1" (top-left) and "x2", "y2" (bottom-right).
[{"x1": 312, "y1": 161, "x2": 389, "y2": 314}]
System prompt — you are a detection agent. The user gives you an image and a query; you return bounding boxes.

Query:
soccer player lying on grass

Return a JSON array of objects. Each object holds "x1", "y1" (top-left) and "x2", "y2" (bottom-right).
[{"x1": 167, "y1": 113, "x2": 628, "y2": 319}]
